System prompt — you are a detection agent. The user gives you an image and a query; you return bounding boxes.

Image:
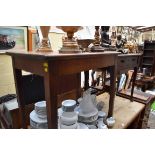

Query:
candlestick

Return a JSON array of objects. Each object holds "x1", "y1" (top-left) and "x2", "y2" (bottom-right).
[{"x1": 90, "y1": 26, "x2": 104, "y2": 52}]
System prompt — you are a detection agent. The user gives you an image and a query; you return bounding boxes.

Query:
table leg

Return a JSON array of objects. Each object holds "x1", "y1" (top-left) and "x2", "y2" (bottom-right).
[
  {"x1": 130, "y1": 67, "x2": 137, "y2": 102},
  {"x1": 91, "y1": 70, "x2": 95, "y2": 86},
  {"x1": 13, "y1": 68, "x2": 27, "y2": 128},
  {"x1": 108, "y1": 65, "x2": 117, "y2": 117},
  {"x1": 84, "y1": 71, "x2": 89, "y2": 90},
  {"x1": 44, "y1": 74, "x2": 58, "y2": 129},
  {"x1": 76, "y1": 73, "x2": 82, "y2": 98},
  {"x1": 117, "y1": 74, "x2": 121, "y2": 92}
]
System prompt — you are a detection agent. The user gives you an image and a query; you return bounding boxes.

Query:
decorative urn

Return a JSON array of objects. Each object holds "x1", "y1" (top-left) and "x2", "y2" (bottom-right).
[
  {"x1": 56, "y1": 26, "x2": 83, "y2": 53},
  {"x1": 37, "y1": 26, "x2": 53, "y2": 52}
]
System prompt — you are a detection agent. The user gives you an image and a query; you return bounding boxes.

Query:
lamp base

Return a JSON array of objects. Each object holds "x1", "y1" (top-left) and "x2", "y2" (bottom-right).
[
  {"x1": 59, "y1": 38, "x2": 82, "y2": 54},
  {"x1": 59, "y1": 47, "x2": 82, "y2": 54},
  {"x1": 37, "y1": 47, "x2": 53, "y2": 52}
]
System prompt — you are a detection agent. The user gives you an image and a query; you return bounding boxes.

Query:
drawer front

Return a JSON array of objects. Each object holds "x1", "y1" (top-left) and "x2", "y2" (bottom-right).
[
  {"x1": 118, "y1": 56, "x2": 138, "y2": 71},
  {"x1": 128, "y1": 56, "x2": 138, "y2": 67}
]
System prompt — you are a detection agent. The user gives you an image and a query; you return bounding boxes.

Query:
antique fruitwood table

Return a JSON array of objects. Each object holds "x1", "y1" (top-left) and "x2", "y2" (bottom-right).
[{"x1": 7, "y1": 51, "x2": 119, "y2": 128}]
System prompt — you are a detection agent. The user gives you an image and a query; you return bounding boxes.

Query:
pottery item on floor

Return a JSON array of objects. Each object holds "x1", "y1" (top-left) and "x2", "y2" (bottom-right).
[
  {"x1": 34, "y1": 101, "x2": 47, "y2": 119},
  {"x1": 30, "y1": 110, "x2": 48, "y2": 129},
  {"x1": 91, "y1": 94, "x2": 98, "y2": 106},
  {"x1": 78, "y1": 90, "x2": 98, "y2": 114},
  {"x1": 106, "y1": 117, "x2": 115, "y2": 128},
  {"x1": 58, "y1": 107, "x2": 63, "y2": 117},
  {"x1": 60, "y1": 122, "x2": 78, "y2": 129},
  {"x1": 78, "y1": 90, "x2": 98, "y2": 124},
  {"x1": 96, "y1": 101, "x2": 104, "y2": 111},
  {"x1": 77, "y1": 123, "x2": 89, "y2": 129},
  {"x1": 74, "y1": 106, "x2": 80, "y2": 114},
  {"x1": 97, "y1": 122, "x2": 108, "y2": 129},
  {"x1": 62, "y1": 99, "x2": 76, "y2": 112},
  {"x1": 98, "y1": 111, "x2": 106, "y2": 119},
  {"x1": 60, "y1": 112, "x2": 78, "y2": 126},
  {"x1": 78, "y1": 113, "x2": 98, "y2": 125},
  {"x1": 87, "y1": 124, "x2": 97, "y2": 129}
]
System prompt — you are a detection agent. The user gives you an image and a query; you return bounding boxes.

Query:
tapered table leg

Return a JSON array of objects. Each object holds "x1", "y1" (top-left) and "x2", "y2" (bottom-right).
[
  {"x1": 44, "y1": 73, "x2": 58, "y2": 129},
  {"x1": 108, "y1": 65, "x2": 117, "y2": 117},
  {"x1": 13, "y1": 67, "x2": 27, "y2": 128},
  {"x1": 84, "y1": 71, "x2": 89, "y2": 90}
]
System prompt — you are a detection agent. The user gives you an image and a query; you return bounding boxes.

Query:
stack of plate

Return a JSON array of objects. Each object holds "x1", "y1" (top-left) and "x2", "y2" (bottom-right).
[{"x1": 30, "y1": 101, "x2": 48, "y2": 129}]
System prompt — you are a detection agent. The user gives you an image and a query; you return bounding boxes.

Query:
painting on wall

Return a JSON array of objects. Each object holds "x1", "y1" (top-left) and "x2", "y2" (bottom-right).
[{"x1": 0, "y1": 26, "x2": 28, "y2": 52}]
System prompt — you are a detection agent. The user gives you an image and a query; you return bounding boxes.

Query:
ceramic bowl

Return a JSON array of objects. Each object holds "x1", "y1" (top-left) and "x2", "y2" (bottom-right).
[
  {"x1": 98, "y1": 111, "x2": 106, "y2": 119},
  {"x1": 78, "y1": 110, "x2": 98, "y2": 124},
  {"x1": 62, "y1": 99, "x2": 76, "y2": 112},
  {"x1": 106, "y1": 117, "x2": 115, "y2": 127},
  {"x1": 60, "y1": 112, "x2": 78, "y2": 125}
]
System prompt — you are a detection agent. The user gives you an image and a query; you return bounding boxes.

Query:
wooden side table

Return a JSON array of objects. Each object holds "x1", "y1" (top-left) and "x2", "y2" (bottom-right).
[{"x1": 7, "y1": 51, "x2": 119, "y2": 128}]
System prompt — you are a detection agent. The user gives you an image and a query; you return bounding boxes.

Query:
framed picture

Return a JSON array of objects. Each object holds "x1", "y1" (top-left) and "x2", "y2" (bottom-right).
[
  {"x1": 0, "y1": 26, "x2": 28, "y2": 52},
  {"x1": 28, "y1": 28, "x2": 40, "y2": 51}
]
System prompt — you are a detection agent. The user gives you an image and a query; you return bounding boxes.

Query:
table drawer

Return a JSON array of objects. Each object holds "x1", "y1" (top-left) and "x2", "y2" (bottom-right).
[{"x1": 118, "y1": 56, "x2": 138, "y2": 70}]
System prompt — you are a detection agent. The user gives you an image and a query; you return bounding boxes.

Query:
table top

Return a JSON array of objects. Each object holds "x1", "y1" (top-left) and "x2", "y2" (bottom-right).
[
  {"x1": 97, "y1": 93, "x2": 145, "y2": 129},
  {"x1": 6, "y1": 50, "x2": 120, "y2": 60}
]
